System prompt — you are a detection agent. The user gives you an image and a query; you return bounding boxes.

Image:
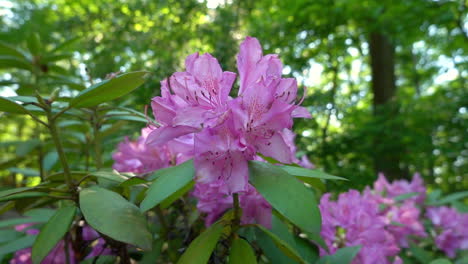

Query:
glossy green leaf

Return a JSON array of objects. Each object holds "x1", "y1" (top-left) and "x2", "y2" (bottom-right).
[
  {"x1": 32, "y1": 205, "x2": 76, "y2": 264},
  {"x1": 249, "y1": 161, "x2": 321, "y2": 234},
  {"x1": 229, "y1": 237, "x2": 257, "y2": 264},
  {"x1": 427, "y1": 191, "x2": 468, "y2": 206},
  {"x1": 0, "y1": 41, "x2": 27, "y2": 59},
  {"x1": 70, "y1": 71, "x2": 149, "y2": 108},
  {"x1": 0, "y1": 235, "x2": 36, "y2": 255},
  {"x1": 409, "y1": 241, "x2": 432, "y2": 263},
  {"x1": 119, "y1": 177, "x2": 149, "y2": 188},
  {"x1": 0, "y1": 191, "x2": 47, "y2": 202},
  {"x1": 16, "y1": 139, "x2": 41, "y2": 157},
  {"x1": 0, "y1": 187, "x2": 32, "y2": 199},
  {"x1": 393, "y1": 192, "x2": 420, "y2": 202},
  {"x1": 79, "y1": 186, "x2": 152, "y2": 250},
  {"x1": 316, "y1": 246, "x2": 361, "y2": 264},
  {"x1": 255, "y1": 225, "x2": 307, "y2": 264},
  {"x1": 0, "y1": 96, "x2": 29, "y2": 114},
  {"x1": 0, "y1": 229, "x2": 22, "y2": 243},
  {"x1": 27, "y1": 33, "x2": 42, "y2": 55},
  {"x1": 0, "y1": 56, "x2": 32, "y2": 71},
  {"x1": 429, "y1": 258, "x2": 452, "y2": 264},
  {"x1": 280, "y1": 165, "x2": 347, "y2": 181},
  {"x1": 177, "y1": 221, "x2": 225, "y2": 264},
  {"x1": 42, "y1": 151, "x2": 59, "y2": 171},
  {"x1": 140, "y1": 160, "x2": 194, "y2": 212}
]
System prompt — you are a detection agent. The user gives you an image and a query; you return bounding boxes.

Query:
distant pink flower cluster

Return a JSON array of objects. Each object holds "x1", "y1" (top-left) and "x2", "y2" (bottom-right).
[
  {"x1": 364, "y1": 173, "x2": 427, "y2": 248},
  {"x1": 320, "y1": 191, "x2": 400, "y2": 264},
  {"x1": 10, "y1": 224, "x2": 111, "y2": 264},
  {"x1": 426, "y1": 206, "x2": 468, "y2": 258},
  {"x1": 320, "y1": 173, "x2": 468, "y2": 263},
  {"x1": 112, "y1": 37, "x2": 311, "y2": 227}
]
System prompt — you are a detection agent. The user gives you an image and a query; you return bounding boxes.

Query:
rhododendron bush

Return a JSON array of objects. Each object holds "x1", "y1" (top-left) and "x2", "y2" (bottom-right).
[{"x1": 0, "y1": 36, "x2": 467, "y2": 264}]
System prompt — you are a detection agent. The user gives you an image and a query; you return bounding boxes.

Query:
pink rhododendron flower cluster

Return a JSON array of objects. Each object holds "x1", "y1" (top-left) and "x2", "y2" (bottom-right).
[
  {"x1": 426, "y1": 206, "x2": 468, "y2": 257},
  {"x1": 364, "y1": 173, "x2": 427, "y2": 248},
  {"x1": 113, "y1": 37, "x2": 311, "y2": 227},
  {"x1": 319, "y1": 190, "x2": 401, "y2": 264},
  {"x1": 10, "y1": 224, "x2": 111, "y2": 264},
  {"x1": 320, "y1": 173, "x2": 468, "y2": 263}
]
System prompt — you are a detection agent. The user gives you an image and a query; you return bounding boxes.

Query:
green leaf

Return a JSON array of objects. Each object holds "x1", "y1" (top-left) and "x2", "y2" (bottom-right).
[
  {"x1": 0, "y1": 56, "x2": 32, "y2": 71},
  {"x1": 16, "y1": 139, "x2": 41, "y2": 157},
  {"x1": 316, "y1": 246, "x2": 361, "y2": 264},
  {"x1": 119, "y1": 177, "x2": 149, "y2": 188},
  {"x1": 51, "y1": 36, "x2": 81, "y2": 53},
  {"x1": 177, "y1": 221, "x2": 225, "y2": 264},
  {"x1": 0, "y1": 229, "x2": 22, "y2": 243},
  {"x1": 41, "y1": 53, "x2": 73, "y2": 63},
  {"x1": 249, "y1": 161, "x2": 322, "y2": 234},
  {"x1": 70, "y1": 71, "x2": 149, "y2": 108},
  {"x1": 27, "y1": 33, "x2": 42, "y2": 56},
  {"x1": 140, "y1": 160, "x2": 194, "y2": 212},
  {"x1": 140, "y1": 240, "x2": 163, "y2": 264},
  {"x1": 32, "y1": 205, "x2": 76, "y2": 264},
  {"x1": 427, "y1": 191, "x2": 468, "y2": 206},
  {"x1": 0, "y1": 235, "x2": 36, "y2": 255},
  {"x1": 229, "y1": 237, "x2": 257, "y2": 264},
  {"x1": 280, "y1": 165, "x2": 347, "y2": 181},
  {"x1": 269, "y1": 214, "x2": 318, "y2": 262},
  {"x1": 409, "y1": 241, "x2": 432, "y2": 263},
  {"x1": 393, "y1": 192, "x2": 420, "y2": 202},
  {"x1": 0, "y1": 187, "x2": 32, "y2": 199},
  {"x1": 79, "y1": 186, "x2": 152, "y2": 250},
  {"x1": 0, "y1": 191, "x2": 47, "y2": 202},
  {"x1": 88, "y1": 171, "x2": 130, "y2": 183},
  {"x1": 0, "y1": 41, "x2": 27, "y2": 59},
  {"x1": 255, "y1": 225, "x2": 307, "y2": 264},
  {"x1": 429, "y1": 259, "x2": 452, "y2": 264},
  {"x1": 42, "y1": 151, "x2": 59, "y2": 171},
  {"x1": 8, "y1": 167, "x2": 40, "y2": 177},
  {"x1": 0, "y1": 96, "x2": 29, "y2": 114}
]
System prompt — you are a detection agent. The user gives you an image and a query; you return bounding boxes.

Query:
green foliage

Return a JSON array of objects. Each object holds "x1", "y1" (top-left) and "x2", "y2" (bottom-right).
[
  {"x1": 316, "y1": 246, "x2": 361, "y2": 264},
  {"x1": 177, "y1": 221, "x2": 226, "y2": 264},
  {"x1": 140, "y1": 160, "x2": 195, "y2": 212},
  {"x1": 249, "y1": 161, "x2": 321, "y2": 234},
  {"x1": 31, "y1": 205, "x2": 76, "y2": 264},
  {"x1": 229, "y1": 237, "x2": 257, "y2": 264},
  {"x1": 79, "y1": 186, "x2": 153, "y2": 250},
  {"x1": 70, "y1": 71, "x2": 149, "y2": 108}
]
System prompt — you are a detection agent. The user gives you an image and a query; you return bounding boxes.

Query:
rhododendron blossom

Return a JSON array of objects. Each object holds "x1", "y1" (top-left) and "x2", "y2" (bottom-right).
[
  {"x1": 319, "y1": 190, "x2": 400, "y2": 264},
  {"x1": 10, "y1": 224, "x2": 111, "y2": 264},
  {"x1": 426, "y1": 206, "x2": 468, "y2": 257},
  {"x1": 373, "y1": 173, "x2": 426, "y2": 204},
  {"x1": 140, "y1": 37, "x2": 310, "y2": 227},
  {"x1": 113, "y1": 126, "x2": 193, "y2": 174}
]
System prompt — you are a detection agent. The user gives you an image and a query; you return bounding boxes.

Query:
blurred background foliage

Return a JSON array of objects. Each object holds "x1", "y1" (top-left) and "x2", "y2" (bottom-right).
[{"x1": 0, "y1": 0, "x2": 466, "y2": 193}]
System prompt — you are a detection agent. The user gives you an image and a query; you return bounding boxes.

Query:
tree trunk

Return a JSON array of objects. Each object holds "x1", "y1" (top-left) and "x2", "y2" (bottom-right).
[{"x1": 369, "y1": 32, "x2": 405, "y2": 180}]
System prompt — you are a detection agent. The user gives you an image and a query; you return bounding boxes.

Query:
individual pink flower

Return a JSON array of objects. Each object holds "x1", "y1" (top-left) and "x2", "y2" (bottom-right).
[
  {"x1": 319, "y1": 190, "x2": 400, "y2": 264},
  {"x1": 373, "y1": 173, "x2": 426, "y2": 204},
  {"x1": 146, "y1": 53, "x2": 236, "y2": 146},
  {"x1": 426, "y1": 206, "x2": 468, "y2": 258},
  {"x1": 383, "y1": 200, "x2": 427, "y2": 247},
  {"x1": 193, "y1": 181, "x2": 272, "y2": 228},
  {"x1": 10, "y1": 224, "x2": 112, "y2": 264},
  {"x1": 230, "y1": 37, "x2": 311, "y2": 164},
  {"x1": 113, "y1": 126, "x2": 193, "y2": 174}
]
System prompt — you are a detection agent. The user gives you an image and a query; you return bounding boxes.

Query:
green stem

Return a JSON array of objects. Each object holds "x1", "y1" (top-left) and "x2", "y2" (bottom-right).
[
  {"x1": 156, "y1": 206, "x2": 177, "y2": 262},
  {"x1": 233, "y1": 193, "x2": 240, "y2": 230},
  {"x1": 91, "y1": 109, "x2": 102, "y2": 170},
  {"x1": 47, "y1": 111, "x2": 73, "y2": 188}
]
